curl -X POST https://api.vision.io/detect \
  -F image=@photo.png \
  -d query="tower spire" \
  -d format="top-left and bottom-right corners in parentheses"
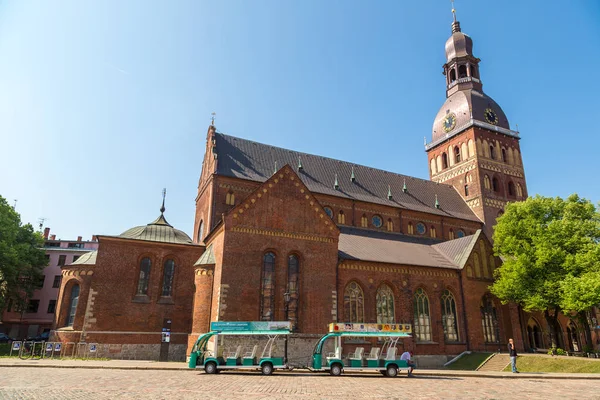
top-left (451, 0), bottom-right (461, 33)
top-left (161, 188), bottom-right (166, 214)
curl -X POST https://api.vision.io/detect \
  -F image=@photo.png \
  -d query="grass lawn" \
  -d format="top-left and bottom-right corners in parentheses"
top-left (445, 352), bottom-right (493, 370)
top-left (503, 356), bottom-right (600, 373)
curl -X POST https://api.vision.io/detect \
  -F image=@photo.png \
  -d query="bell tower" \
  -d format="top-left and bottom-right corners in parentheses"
top-left (425, 10), bottom-right (528, 240)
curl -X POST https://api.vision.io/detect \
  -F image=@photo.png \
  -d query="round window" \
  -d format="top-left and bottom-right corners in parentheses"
top-left (372, 215), bottom-right (383, 228)
top-left (324, 207), bottom-right (333, 219)
top-left (416, 222), bottom-right (426, 235)
top-left (456, 230), bottom-right (465, 238)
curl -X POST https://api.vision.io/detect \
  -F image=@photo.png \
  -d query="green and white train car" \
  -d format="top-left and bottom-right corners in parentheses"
top-left (188, 321), bottom-right (291, 375)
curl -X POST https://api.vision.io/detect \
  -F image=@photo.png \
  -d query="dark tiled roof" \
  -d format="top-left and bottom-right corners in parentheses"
top-left (214, 133), bottom-right (480, 222)
top-left (338, 227), bottom-right (478, 269)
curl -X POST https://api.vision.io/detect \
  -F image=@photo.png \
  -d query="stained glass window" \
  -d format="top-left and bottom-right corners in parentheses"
top-left (441, 290), bottom-right (459, 342)
top-left (414, 288), bottom-right (431, 342)
top-left (260, 252), bottom-right (276, 321)
top-left (344, 282), bottom-right (364, 323)
top-left (376, 285), bottom-right (395, 324)
top-left (137, 257), bottom-right (151, 296)
top-left (161, 259), bottom-right (175, 297)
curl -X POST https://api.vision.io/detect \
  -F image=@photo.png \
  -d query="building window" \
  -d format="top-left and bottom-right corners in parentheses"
top-left (516, 183), bottom-right (523, 198)
top-left (197, 220), bottom-right (204, 243)
top-left (449, 229), bottom-right (455, 240)
top-left (58, 255), bottom-right (67, 266)
top-left (430, 226), bottom-right (437, 238)
top-left (337, 211), bottom-right (345, 225)
top-left (52, 275), bottom-right (62, 288)
top-left (324, 207), bottom-right (333, 219)
top-left (37, 275), bottom-right (45, 288)
top-left (450, 68), bottom-right (456, 82)
top-left (441, 290), bottom-right (459, 342)
top-left (27, 299), bottom-right (40, 313)
top-left (464, 185), bottom-right (469, 196)
top-left (508, 181), bottom-right (515, 197)
top-left (44, 255), bottom-right (50, 265)
top-left (68, 243), bottom-right (84, 249)
top-left (67, 285), bottom-right (80, 327)
top-left (287, 254), bottom-right (299, 330)
top-left (376, 285), bottom-right (395, 324)
top-left (456, 229), bottom-right (465, 238)
top-left (386, 219), bottom-right (393, 232)
top-left (136, 257), bottom-right (152, 296)
top-left (416, 222), bottom-right (426, 235)
top-left (47, 299), bottom-right (57, 314)
top-left (260, 252), bottom-right (276, 321)
top-left (407, 222), bottom-right (414, 235)
top-left (344, 281), bottom-right (364, 323)
top-left (481, 294), bottom-right (498, 343)
top-left (413, 288), bottom-right (431, 342)
top-left (372, 215), bottom-right (383, 228)
top-left (465, 173), bottom-right (473, 183)
top-left (73, 255), bottom-right (80, 263)
top-left (161, 259), bottom-right (175, 297)
top-left (442, 153), bottom-right (448, 169)
top-left (458, 64), bottom-right (467, 78)
top-left (225, 192), bottom-right (235, 206)
top-left (489, 145), bottom-right (495, 160)
top-left (484, 175), bottom-right (491, 190)
top-left (502, 148), bottom-right (507, 163)
top-left (361, 215), bottom-right (368, 228)
top-left (473, 253), bottom-right (482, 278)
top-left (454, 146), bottom-right (461, 163)
top-left (492, 177), bottom-right (499, 193)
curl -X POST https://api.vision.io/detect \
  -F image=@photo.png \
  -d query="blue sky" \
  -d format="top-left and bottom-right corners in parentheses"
top-left (1, 0), bottom-right (599, 240)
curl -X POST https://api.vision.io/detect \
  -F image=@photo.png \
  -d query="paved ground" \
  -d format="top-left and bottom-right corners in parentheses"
top-left (0, 367), bottom-right (598, 400)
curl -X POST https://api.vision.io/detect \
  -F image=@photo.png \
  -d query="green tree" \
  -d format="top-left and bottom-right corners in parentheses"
top-left (491, 194), bottom-right (600, 348)
top-left (0, 195), bottom-right (47, 318)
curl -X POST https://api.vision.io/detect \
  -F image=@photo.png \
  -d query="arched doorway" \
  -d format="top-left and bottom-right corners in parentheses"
top-left (567, 320), bottom-right (580, 352)
top-left (526, 318), bottom-right (544, 350)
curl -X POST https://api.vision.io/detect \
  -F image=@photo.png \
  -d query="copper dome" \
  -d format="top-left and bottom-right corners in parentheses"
top-left (432, 89), bottom-right (510, 143)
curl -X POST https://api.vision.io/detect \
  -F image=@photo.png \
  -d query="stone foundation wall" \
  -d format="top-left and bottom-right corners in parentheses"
top-left (55, 343), bottom-right (187, 362)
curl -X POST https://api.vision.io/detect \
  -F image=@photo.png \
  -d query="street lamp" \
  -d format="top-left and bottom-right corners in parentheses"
top-left (283, 292), bottom-right (291, 365)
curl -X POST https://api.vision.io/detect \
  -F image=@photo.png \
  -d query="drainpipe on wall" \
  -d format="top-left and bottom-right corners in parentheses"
top-left (458, 270), bottom-right (470, 351)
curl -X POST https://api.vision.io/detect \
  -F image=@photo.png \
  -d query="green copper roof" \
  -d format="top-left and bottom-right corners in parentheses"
top-left (68, 251), bottom-right (97, 266)
top-left (194, 244), bottom-right (215, 266)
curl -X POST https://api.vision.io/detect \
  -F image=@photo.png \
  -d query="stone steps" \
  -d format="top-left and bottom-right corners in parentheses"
top-left (477, 353), bottom-right (510, 371)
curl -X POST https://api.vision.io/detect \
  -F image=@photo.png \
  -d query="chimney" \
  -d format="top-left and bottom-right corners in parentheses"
top-left (50, 234), bottom-right (56, 240)
top-left (92, 235), bottom-right (97, 242)
top-left (43, 227), bottom-right (50, 239)
top-left (77, 236), bottom-right (82, 242)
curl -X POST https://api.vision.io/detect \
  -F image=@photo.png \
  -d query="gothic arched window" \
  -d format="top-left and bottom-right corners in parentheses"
top-left (136, 257), bottom-right (151, 296)
top-left (66, 284), bottom-right (80, 327)
top-left (442, 153), bottom-right (449, 169)
top-left (161, 259), bottom-right (175, 297)
top-left (414, 289), bottom-right (431, 342)
top-left (481, 294), bottom-right (499, 343)
top-left (567, 320), bottom-right (579, 352)
top-left (287, 254), bottom-right (299, 330)
top-left (376, 284), bottom-right (395, 324)
top-left (492, 177), bottom-right (500, 193)
top-left (386, 219), bottom-right (393, 232)
top-left (449, 229), bottom-right (455, 240)
top-left (344, 282), bottom-right (364, 323)
top-left (484, 175), bottom-right (491, 190)
top-left (508, 181), bottom-right (515, 197)
top-left (430, 226), bottom-right (437, 238)
top-left (489, 145), bottom-right (496, 160)
top-left (338, 210), bottom-right (345, 225)
top-left (225, 192), bottom-right (235, 206)
top-left (260, 252), bottom-right (276, 321)
top-left (502, 148), bottom-right (508, 163)
top-left (197, 220), bottom-right (204, 243)
top-left (516, 183), bottom-right (523, 197)
top-left (407, 222), bottom-right (414, 235)
top-left (454, 146), bottom-right (461, 163)
top-left (527, 318), bottom-right (544, 349)
top-left (441, 290), bottom-right (459, 342)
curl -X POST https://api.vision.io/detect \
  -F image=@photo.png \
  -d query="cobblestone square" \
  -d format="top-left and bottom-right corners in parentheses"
top-left (0, 367), bottom-right (598, 400)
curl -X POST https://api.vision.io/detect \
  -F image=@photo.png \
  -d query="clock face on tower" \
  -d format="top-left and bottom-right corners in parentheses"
top-left (443, 113), bottom-right (457, 133)
top-left (484, 108), bottom-right (498, 125)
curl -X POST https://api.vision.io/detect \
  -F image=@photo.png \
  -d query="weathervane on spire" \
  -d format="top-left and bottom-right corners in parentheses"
top-left (161, 188), bottom-right (166, 214)
top-left (451, 0), bottom-right (457, 22)
top-left (211, 112), bottom-right (216, 126)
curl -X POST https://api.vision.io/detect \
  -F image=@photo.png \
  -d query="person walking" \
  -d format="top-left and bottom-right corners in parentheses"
top-left (508, 338), bottom-right (519, 373)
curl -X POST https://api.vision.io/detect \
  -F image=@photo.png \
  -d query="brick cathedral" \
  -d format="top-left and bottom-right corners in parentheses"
top-left (52, 15), bottom-right (597, 364)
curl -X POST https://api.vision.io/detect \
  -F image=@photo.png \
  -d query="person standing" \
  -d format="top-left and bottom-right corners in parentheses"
top-left (400, 351), bottom-right (415, 376)
top-left (508, 338), bottom-right (519, 373)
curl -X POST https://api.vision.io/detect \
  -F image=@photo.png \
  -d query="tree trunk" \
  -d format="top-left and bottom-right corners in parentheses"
top-left (578, 310), bottom-right (593, 349)
top-left (544, 308), bottom-right (560, 349)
